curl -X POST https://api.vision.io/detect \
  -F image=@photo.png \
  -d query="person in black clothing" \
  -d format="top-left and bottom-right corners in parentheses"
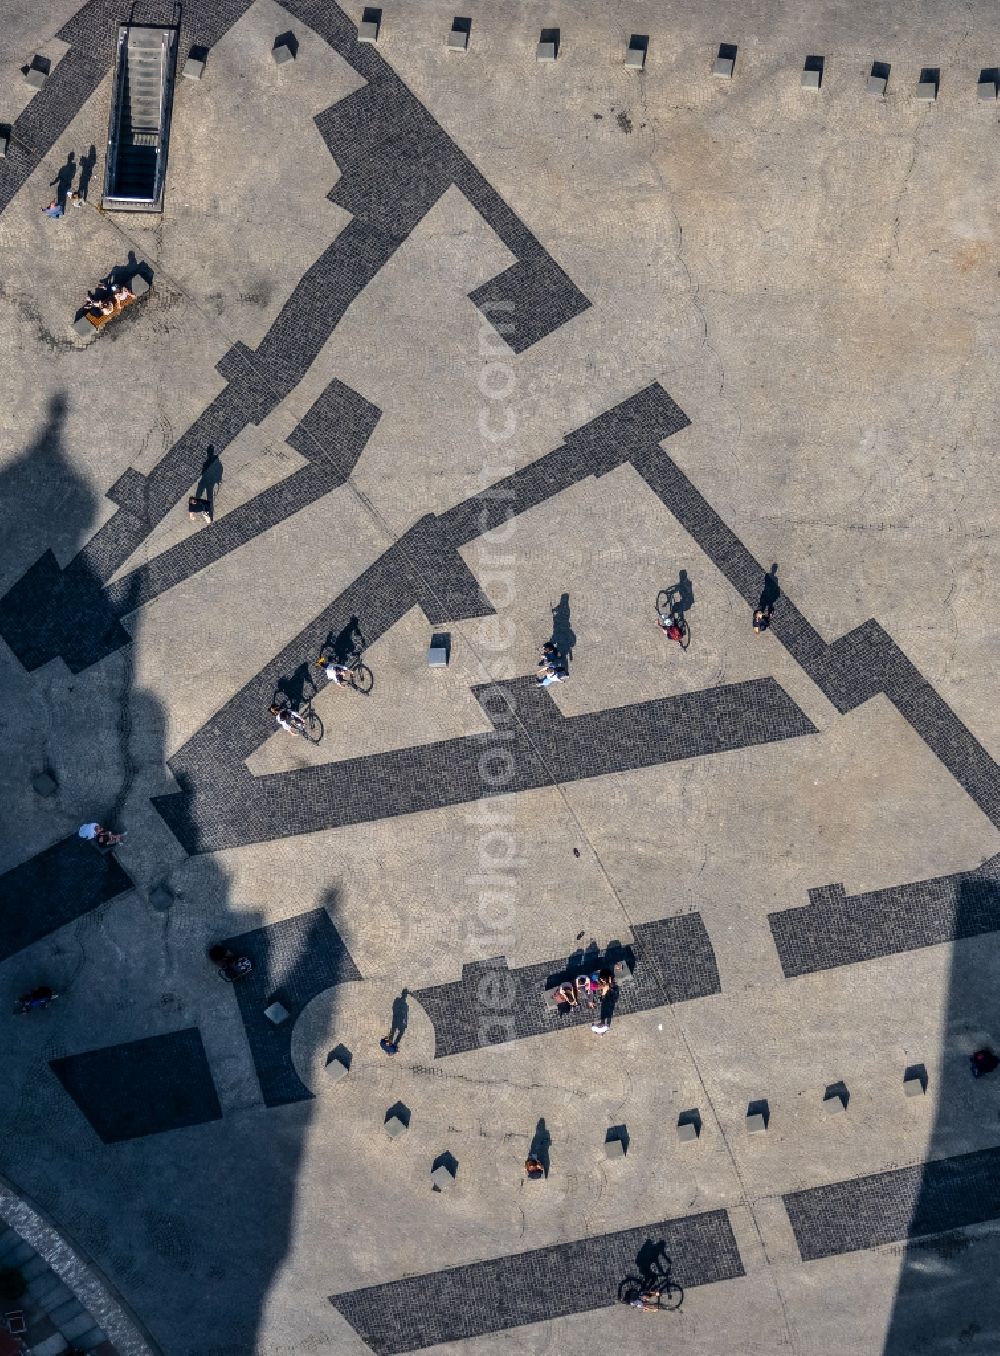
top-left (208, 945), bottom-right (252, 981)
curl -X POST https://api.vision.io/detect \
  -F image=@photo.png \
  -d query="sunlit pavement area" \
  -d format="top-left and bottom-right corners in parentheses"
top-left (1, 1), bottom-right (999, 1353)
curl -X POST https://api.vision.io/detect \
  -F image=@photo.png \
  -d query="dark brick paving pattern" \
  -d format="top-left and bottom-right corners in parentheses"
top-left (770, 851), bottom-right (1000, 977)
top-left (0, 1), bottom-right (588, 676)
top-left (784, 1145), bottom-right (1000, 1261)
top-left (218, 908), bottom-right (361, 1106)
top-left (330, 1208), bottom-right (744, 1354)
top-left (156, 674), bottom-right (814, 853)
top-left (414, 913), bottom-right (720, 1057)
top-left (0, 835), bottom-right (133, 963)
top-left (49, 1029), bottom-right (222, 1143)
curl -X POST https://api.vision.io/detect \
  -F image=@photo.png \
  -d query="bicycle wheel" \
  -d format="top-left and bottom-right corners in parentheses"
top-left (300, 710), bottom-right (324, 744)
top-left (655, 589), bottom-right (673, 623)
top-left (656, 1281), bottom-right (683, 1311)
top-left (350, 663), bottom-right (374, 695)
top-left (678, 617), bottom-right (691, 651)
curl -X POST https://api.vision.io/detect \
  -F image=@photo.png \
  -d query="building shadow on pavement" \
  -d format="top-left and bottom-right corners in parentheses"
top-left (0, 393), bottom-right (335, 1354)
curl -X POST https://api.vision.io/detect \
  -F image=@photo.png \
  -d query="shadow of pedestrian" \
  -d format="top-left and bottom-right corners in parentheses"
top-left (50, 151), bottom-right (76, 206)
top-left (78, 144), bottom-right (97, 202)
top-left (528, 1117), bottom-right (551, 1176)
top-left (550, 592), bottom-right (576, 664)
top-left (759, 563), bottom-right (781, 612)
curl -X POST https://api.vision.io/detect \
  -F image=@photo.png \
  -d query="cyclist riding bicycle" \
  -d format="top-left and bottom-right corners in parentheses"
top-left (269, 702), bottom-right (303, 734)
top-left (316, 656), bottom-right (351, 686)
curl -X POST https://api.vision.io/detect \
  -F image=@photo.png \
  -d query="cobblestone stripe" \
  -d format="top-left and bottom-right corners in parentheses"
top-left (330, 1208), bottom-right (744, 1354)
top-left (631, 447), bottom-right (1000, 829)
top-left (784, 1145), bottom-right (1000, 1261)
top-left (0, 836), bottom-right (133, 964)
top-left (414, 912), bottom-right (720, 1058)
top-left (769, 852), bottom-right (1000, 977)
top-left (155, 676), bottom-right (815, 854)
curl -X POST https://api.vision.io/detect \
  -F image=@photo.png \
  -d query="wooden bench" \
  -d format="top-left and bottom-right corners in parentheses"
top-left (84, 290), bottom-right (139, 331)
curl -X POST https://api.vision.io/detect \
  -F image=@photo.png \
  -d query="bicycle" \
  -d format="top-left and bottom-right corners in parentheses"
top-left (618, 1271), bottom-right (684, 1312)
top-left (655, 589), bottom-right (691, 650)
top-left (270, 695), bottom-right (324, 745)
top-left (313, 652), bottom-right (374, 695)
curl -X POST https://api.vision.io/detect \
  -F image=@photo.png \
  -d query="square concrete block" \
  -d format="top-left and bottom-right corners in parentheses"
top-left (73, 315), bottom-right (95, 337)
top-left (183, 57), bottom-right (205, 80)
top-left (447, 26), bottom-right (469, 52)
top-left (712, 56), bottom-right (734, 79)
top-left (746, 1113), bottom-right (767, 1134)
top-left (264, 1002), bottom-right (289, 1025)
top-left (916, 81), bottom-right (937, 101)
top-left (0, 133), bottom-right (8, 159)
top-left (385, 1114), bottom-right (407, 1137)
top-left (977, 79), bottom-right (997, 100)
top-left (358, 20), bottom-right (379, 44)
top-left (904, 1072), bottom-right (927, 1096)
top-left (536, 41), bottom-right (556, 62)
top-left (801, 68), bottom-right (821, 89)
top-left (625, 45), bottom-right (645, 71)
top-left (604, 1136), bottom-right (626, 1159)
top-left (32, 771), bottom-right (57, 796)
top-left (25, 66), bottom-right (47, 89)
top-left (428, 641), bottom-right (448, 667)
top-left (326, 1056), bottom-right (349, 1083)
top-left (430, 1164), bottom-right (454, 1188)
top-left (823, 1092), bottom-right (847, 1114)
top-left (867, 74), bottom-right (887, 96)
top-left (677, 1121), bottom-right (699, 1142)
top-left (130, 273), bottom-right (150, 296)
top-left (272, 40), bottom-right (295, 63)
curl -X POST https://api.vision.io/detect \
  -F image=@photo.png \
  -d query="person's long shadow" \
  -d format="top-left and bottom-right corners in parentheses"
top-left (636, 1238), bottom-right (670, 1283)
top-left (275, 661), bottom-right (313, 707)
top-left (549, 593), bottom-right (576, 666)
top-left (78, 144), bottom-right (97, 202)
top-left (387, 988), bottom-right (409, 1044)
top-left (759, 563), bottom-right (781, 612)
top-left (666, 568), bottom-right (695, 618)
top-left (194, 448), bottom-right (223, 517)
top-left (50, 151), bottom-right (76, 205)
top-left (321, 615), bottom-right (366, 665)
top-left (528, 1117), bottom-right (551, 1177)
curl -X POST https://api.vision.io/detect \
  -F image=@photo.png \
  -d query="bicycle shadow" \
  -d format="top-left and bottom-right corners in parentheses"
top-left (321, 616), bottom-right (366, 666)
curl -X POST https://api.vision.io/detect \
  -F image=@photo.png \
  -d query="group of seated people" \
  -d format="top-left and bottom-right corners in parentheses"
top-left (554, 968), bottom-right (615, 1009)
top-left (83, 277), bottom-right (135, 318)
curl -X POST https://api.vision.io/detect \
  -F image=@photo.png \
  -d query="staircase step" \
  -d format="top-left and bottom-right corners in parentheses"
top-left (26, 1275), bottom-right (72, 1307)
top-left (55, 1311), bottom-right (98, 1343)
top-left (48, 1298), bottom-right (84, 1326)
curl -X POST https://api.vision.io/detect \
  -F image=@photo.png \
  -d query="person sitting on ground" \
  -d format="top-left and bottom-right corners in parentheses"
top-left (524, 1155), bottom-right (544, 1180)
top-left (269, 702), bottom-right (299, 733)
top-left (752, 606), bottom-right (773, 634)
top-left (555, 981), bottom-right (578, 1008)
top-left (971, 1048), bottom-right (999, 1078)
top-left (537, 663), bottom-right (568, 687)
top-left (111, 281), bottom-right (134, 306)
top-left (208, 945), bottom-right (252, 981)
top-left (18, 986), bottom-right (54, 1010)
top-left (593, 969), bottom-right (614, 998)
top-left (576, 974), bottom-right (596, 1008)
top-left (538, 641), bottom-right (560, 668)
top-left (78, 822), bottom-right (125, 848)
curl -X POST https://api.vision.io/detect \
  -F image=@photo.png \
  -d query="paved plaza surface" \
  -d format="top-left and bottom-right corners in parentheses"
top-left (0, 0), bottom-right (998, 1353)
